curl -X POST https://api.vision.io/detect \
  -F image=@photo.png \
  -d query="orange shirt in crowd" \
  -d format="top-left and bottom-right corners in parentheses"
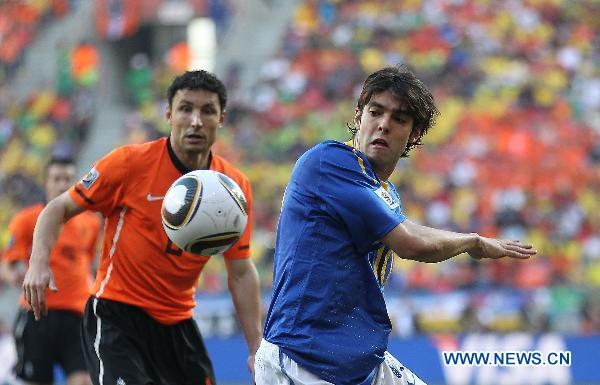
top-left (69, 137), bottom-right (253, 324)
top-left (3, 204), bottom-right (101, 314)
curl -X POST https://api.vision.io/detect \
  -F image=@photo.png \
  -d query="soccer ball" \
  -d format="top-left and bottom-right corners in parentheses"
top-left (161, 170), bottom-right (248, 255)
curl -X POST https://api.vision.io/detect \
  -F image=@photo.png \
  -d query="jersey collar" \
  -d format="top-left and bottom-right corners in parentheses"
top-left (344, 139), bottom-right (390, 189)
top-left (166, 136), bottom-right (213, 174)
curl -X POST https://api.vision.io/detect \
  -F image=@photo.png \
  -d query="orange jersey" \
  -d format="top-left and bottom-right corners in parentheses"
top-left (3, 204), bottom-right (101, 314)
top-left (69, 137), bottom-right (254, 324)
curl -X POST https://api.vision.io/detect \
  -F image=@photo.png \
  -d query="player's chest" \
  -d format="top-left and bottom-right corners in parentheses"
top-left (123, 165), bottom-right (185, 225)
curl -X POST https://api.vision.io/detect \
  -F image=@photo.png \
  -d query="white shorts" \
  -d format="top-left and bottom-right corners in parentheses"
top-left (255, 339), bottom-right (427, 385)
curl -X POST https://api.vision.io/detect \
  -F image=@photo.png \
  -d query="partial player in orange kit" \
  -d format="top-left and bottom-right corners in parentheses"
top-left (1, 156), bottom-right (100, 385)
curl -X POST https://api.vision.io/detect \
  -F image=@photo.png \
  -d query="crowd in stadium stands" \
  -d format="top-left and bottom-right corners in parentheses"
top-left (0, 0), bottom-right (70, 81)
top-left (0, 38), bottom-right (99, 280)
top-left (2, 0), bottom-right (600, 337)
top-left (120, 0), bottom-right (600, 336)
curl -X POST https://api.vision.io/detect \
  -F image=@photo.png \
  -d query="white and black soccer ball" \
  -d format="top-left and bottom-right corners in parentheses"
top-left (161, 170), bottom-right (248, 256)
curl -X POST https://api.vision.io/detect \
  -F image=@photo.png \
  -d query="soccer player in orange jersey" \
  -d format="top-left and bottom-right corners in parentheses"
top-left (22, 70), bottom-right (262, 385)
top-left (1, 157), bottom-right (101, 385)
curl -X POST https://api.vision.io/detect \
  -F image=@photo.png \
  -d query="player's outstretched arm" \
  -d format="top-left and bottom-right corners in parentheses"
top-left (23, 191), bottom-right (85, 320)
top-left (225, 258), bottom-right (262, 381)
top-left (383, 219), bottom-right (536, 263)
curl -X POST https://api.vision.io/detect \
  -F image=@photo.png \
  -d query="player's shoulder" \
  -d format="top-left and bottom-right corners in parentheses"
top-left (304, 140), bottom-right (354, 159)
top-left (300, 140), bottom-right (361, 168)
top-left (312, 139), bottom-right (352, 153)
top-left (117, 137), bottom-right (166, 159)
top-left (211, 153), bottom-right (249, 184)
top-left (104, 137), bottom-right (167, 170)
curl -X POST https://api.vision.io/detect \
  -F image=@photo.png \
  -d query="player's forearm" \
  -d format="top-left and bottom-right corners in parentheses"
top-left (30, 199), bottom-right (67, 266)
top-left (409, 228), bottom-right (479, 263)
top-left (228, 264), bottom-right (262, 353)
top-left (386, 221), bottom-right (480, 263)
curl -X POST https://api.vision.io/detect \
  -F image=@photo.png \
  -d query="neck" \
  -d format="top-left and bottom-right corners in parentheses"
top-left (169, 137), bottom-right (210, 170)
top-left (179, 151), bottom-right (210, 170)
top-left (350, 137), bottom-right (394, 181)
top-left (374, 166), bottom-right (393, 182)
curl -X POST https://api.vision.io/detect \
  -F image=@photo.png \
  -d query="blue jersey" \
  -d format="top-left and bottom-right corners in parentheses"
top-left (264, 141), bottom-right (406, 385)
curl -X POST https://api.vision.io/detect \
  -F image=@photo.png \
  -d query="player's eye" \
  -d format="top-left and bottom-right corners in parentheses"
top-left (394, 114), bottom-right (411, 124)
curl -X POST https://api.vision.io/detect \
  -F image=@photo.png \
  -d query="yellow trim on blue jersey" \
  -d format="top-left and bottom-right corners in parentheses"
top-left (381, 249), bottom-right (394, 286)
top-left (373, 247), bottom-right (385, 283)
top-left (344, 140), bottom-right (392, 188)
top-left (345, 139), bottom-right (396, 288)
top-left (355, 152), bottom-right (368, 175)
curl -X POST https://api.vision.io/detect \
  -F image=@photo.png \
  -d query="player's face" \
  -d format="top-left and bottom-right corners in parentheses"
top-left (354, 90), bottom-right (416, 179)
top-left (167, 88), bottom-right (225, 157)
top-left (45, 164), bottom-right (76, 201)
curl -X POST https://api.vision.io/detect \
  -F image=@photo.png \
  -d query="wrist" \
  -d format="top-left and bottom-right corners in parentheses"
top-left (28, 251), bottom-right (50, 267)
top-left (469, 233), bottom-right (483, 259)
top-left (471, 232), bottom-right (481, 247)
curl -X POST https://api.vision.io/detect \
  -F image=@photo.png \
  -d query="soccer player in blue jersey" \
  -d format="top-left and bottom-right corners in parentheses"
top-left (255, 66), bottom-right (537, 385)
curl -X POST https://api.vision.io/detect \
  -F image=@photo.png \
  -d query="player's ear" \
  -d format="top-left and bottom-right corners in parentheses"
top-left (219, 110), bottom-right (226, 127)
top-left (409, 126), bottom-right (421, 142)
top-left (353, 107), bottom-right (362, 129)
top-left (165, 106), bottom-right (172, 122)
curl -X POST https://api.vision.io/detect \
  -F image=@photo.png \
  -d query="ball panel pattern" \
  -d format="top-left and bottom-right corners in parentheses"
top-left (161, 176), bottom-right (201, 229)
top-left (217, 173), bottom-right (248, 215)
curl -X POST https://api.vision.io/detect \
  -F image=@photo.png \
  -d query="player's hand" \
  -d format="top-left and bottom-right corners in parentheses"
top-left (468, 236), bottom-right (536, 260)
top-left (247, 353), bottom-right (256, 383)
top-left (22, 262), bottom-right (58, 321)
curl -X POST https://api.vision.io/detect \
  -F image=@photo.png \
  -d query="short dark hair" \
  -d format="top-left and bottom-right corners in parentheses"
top-left (45, 156), bottom-right (75, 176)
top-left (349, 65), bottom-right (440, 157)
top-left (166, 70), bottom-right (228, 112)
top-left (46, 156), bottom-right (75, 169)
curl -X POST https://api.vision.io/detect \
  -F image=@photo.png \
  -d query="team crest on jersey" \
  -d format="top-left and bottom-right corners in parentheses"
top-left (374, 186), bottom-right (399, 209)
top-left (81, 167), bottom-right (100, 190)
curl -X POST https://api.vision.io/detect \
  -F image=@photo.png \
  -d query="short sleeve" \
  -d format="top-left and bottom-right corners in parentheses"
top-left (318, 143), bottom-right (405, 252)
top-left (69, 147), bottom-right (129, 217)
top-left (3, 212), bottom-right (35, 263)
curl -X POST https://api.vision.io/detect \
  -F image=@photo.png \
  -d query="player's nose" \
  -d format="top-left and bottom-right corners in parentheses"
top-left (378, 115), bottom-right (391, 133)
top-left (190, 112), bottom-right (202, 127)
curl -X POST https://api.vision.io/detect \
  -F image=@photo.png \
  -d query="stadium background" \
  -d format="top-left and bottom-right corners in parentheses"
top-left (0, 0), bottom-right (599, 384)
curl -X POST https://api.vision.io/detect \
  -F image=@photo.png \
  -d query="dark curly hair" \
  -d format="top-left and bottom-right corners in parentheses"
top-left (348, 65), bottom-right (439, 157)
top-left (167, 70), bottom-right (228, 112)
